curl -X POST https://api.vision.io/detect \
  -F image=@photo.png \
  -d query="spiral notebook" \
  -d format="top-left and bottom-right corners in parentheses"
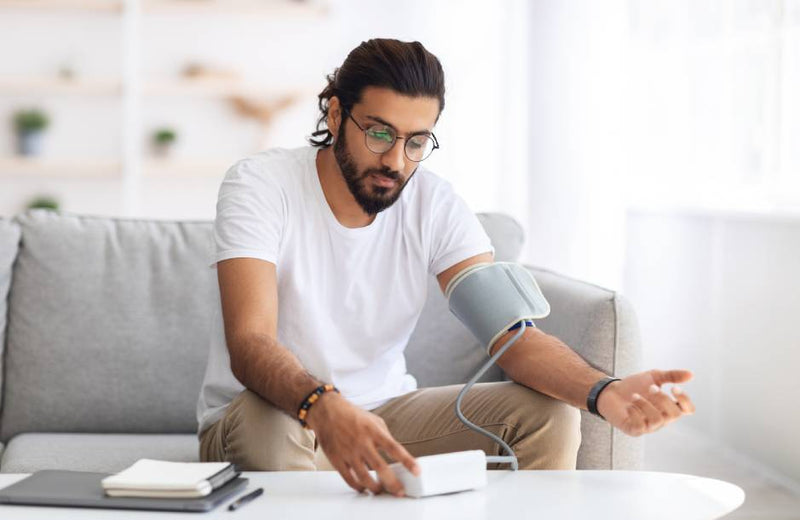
top-left (101, 459), bottom-right (239, 498)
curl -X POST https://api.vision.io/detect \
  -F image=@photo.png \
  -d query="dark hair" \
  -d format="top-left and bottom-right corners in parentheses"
top-left (308, 38), bottom-right (446, 147)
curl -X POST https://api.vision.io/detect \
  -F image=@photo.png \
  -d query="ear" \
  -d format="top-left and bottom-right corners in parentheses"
top-left (327, 96), bottom-right (342, 138)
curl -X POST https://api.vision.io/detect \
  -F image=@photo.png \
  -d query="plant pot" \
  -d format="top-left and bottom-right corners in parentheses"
top-left (16, 129), bottom-right (44, 156)
top-left (152, 142), bottom-right (174, 158)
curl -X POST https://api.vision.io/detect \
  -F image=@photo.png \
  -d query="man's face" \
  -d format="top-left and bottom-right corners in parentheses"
top-left (332, 87), bottom-right (440, 215)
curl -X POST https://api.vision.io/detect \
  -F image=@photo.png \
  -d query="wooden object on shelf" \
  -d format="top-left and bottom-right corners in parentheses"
top-left (229, 93), bottom-right (300, 149)
top-left (182, 63), bottom-right (241, 81)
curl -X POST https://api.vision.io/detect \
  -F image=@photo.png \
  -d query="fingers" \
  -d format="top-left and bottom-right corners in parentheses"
top-left (349, 457), bottom-right (382, 495)
top-left (340, 440), bottom-right (409, 497)
top-left (651, 369), bottom-right (693, 386)
top-left (646, 384), bottom-right (683, 421)
top-left (363, 444), bottom-right (406, 497)
top-left (331, 457), bottom-right (366, 494)
top-left (627, 385), bottom-right (688, 435)
top-left (630, 393), bottom-right (663, 432)
top-left (378, 434), bottom-right (420, 477)
top-left (671, 385), bottom-right (696, 414)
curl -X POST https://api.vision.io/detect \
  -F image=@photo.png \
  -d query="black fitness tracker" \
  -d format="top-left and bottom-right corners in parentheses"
top-left (587, 376), bottom-right (621, 420)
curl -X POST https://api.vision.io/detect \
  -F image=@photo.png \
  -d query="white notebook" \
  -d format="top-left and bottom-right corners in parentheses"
top-left (101, 459), bottom-right (235, 498)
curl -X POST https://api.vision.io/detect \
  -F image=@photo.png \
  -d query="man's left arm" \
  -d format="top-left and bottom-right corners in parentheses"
top-left (437, 254), bottom-right (696, 438)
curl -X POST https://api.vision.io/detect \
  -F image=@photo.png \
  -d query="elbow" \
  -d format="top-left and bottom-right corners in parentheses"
top-left (225, 330), bottom-right (274, 385)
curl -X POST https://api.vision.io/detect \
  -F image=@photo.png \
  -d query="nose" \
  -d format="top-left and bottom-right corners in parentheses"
top-left (381, 139), bottom-right (406, 173)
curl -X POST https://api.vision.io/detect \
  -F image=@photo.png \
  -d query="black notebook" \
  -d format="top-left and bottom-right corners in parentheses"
top-left (0, 470), bottom-right (249, 512)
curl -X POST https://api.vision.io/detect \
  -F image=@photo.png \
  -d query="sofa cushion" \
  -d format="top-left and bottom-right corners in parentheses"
top-left (0, 218), bottom-right (21, 420)
top-left (1, 210), bottom-right (216, 442)
top-left (0, 433), bottom-right (198, 473)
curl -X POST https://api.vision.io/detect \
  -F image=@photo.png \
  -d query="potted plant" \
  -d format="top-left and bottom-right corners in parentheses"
top-left (13, 108), bottom-right (50, 156)
top-left (151, 127), bottom-right (177, 158)
top-left (27, 195), bottom-right (60, 212)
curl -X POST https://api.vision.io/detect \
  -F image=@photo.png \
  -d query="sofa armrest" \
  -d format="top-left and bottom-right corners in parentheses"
top-left (526, 265), bottom-right (644, 470)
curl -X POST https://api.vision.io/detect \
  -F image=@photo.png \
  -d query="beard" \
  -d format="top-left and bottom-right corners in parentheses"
top-left (332, 125), bottom-right (416, 216)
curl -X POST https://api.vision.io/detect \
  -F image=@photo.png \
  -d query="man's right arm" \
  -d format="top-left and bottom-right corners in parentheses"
top-left (216, 257), bottom-right (419, 495)
top-left (217, 257), bottom-right (322, 414)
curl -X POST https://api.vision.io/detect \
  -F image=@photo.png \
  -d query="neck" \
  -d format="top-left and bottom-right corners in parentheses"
top-left (315, 146), bottom-right (376, 228)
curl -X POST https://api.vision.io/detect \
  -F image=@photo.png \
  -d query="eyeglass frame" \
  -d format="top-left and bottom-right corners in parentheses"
top-left (341, 108), bottom-right (440, 163)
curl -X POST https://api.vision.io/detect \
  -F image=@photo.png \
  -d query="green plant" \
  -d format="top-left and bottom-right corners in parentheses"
top-left (27, 195), bottom-right (60, 211)
top-left (13, 109), bottom-right (50, 133)
top-left (153, 128), bottom-right (177, 145)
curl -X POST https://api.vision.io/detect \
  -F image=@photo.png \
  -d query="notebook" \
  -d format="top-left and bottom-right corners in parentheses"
top-left (101, 459), bottom-right (239, 498)
top-left (0, 470), bottom-right (248, 512)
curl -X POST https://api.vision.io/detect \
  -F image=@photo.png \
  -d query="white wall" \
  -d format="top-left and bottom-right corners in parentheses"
top-left (625, 208), bottom-right (800, 487)
top-left (525, 0), bottom-right (629, 291)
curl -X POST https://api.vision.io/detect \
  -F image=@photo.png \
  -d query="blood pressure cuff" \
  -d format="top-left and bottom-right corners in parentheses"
top-left (445, 262), bottom-right (551, 355)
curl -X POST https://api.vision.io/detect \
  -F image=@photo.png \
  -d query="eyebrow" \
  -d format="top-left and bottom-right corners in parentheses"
top-left (365, 114), bottom-right (432, 137)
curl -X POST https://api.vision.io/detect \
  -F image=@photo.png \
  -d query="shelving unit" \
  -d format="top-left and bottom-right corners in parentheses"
top-left (0, 0), bottom-right (326, 215)
top-left (0, 157), bottom-right (120, 177)
top-left (0, 0), bottom-right (123, 12)
top-left (141, 157), bottom-right (234, 178)
top-left (0, 77), bottom-right (122, 96)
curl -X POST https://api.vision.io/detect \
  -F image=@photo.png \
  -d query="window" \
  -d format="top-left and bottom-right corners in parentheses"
top-left (627, 0), bottom-right (800, 208)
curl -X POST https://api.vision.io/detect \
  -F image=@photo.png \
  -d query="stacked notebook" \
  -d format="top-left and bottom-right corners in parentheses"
top-left (101, 459), bottom-right (240, 498)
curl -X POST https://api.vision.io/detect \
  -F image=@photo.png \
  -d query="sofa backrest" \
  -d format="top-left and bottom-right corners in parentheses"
top-left (0, 211), bottom-right (216, 441)
top-left (0, 210), bottom-right (526, 440)
top-left (0, 218), bottom-right (21, 424)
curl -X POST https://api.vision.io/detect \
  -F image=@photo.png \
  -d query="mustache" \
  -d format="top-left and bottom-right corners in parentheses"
top-left (364, 168), bottom-right (401, 181)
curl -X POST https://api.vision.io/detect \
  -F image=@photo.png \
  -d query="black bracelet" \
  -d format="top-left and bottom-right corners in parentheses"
top-left (587, 377), bottom-right (620, 420)
top-left (297, 384), bottom-right (339, 429)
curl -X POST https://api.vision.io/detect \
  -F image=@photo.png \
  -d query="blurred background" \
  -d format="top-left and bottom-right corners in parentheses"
top-left (1, 0), bottom-right (799, 516)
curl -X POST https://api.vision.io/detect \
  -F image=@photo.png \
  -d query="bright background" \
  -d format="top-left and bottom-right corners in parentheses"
top-left (2, 0), bottom-right (800, 500)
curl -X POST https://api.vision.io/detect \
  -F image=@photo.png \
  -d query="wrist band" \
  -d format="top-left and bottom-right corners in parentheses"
top-left (587, 377), bottom-right (620, 420)
top-left (297, 384), bottom-right (340, 429)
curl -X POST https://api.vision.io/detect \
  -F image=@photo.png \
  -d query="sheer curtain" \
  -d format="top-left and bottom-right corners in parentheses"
top-left (522, 0), bottom-right (800, 291)
top-left (627, 0), bottom-right (800, 210)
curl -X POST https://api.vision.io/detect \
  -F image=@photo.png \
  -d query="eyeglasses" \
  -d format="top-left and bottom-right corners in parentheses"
top-left (344, 110), bottom-right (439, 162)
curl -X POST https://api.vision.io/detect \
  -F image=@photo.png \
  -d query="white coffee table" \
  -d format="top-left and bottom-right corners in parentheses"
top-left (0, 470), bottom-right (744, 519)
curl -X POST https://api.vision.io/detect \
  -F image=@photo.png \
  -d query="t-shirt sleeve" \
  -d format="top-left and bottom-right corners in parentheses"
top-left (209, 158), bottom-right (285, 268)
top-left (428, 183), bottom-right (495, 276)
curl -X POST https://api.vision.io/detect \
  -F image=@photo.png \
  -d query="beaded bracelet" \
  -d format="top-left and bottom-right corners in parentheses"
top-left (297, 384), bottom-right (340, 429)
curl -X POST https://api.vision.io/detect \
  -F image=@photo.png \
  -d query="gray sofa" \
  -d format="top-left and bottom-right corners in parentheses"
top-left (0, 209), bottom-right (643, 473)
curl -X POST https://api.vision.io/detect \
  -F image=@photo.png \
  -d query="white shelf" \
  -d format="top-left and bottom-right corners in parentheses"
top-left (0, 77), bottom-right (121, 96)
top-left (0, 157), bottom-right (120, 178)
top-left (0, 157), bottom-right (236, 179)
top-left (143, 78), bottom-right (307, 98)
top-left (141, 0), bottom-right (326, 17)
top-left (142, 157), bottom-right (232, 178)
top-left (0, 75), bottom-right (310, 98)
top-left (0, 0), bottom-right (123, 12)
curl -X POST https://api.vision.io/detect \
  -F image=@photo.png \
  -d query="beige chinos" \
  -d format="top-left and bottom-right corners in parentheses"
top-left (199, 381), bottom-right (582, 471)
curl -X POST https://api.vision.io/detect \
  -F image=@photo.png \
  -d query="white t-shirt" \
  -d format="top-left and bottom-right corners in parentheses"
top-left (196, 146), bottom-right (493, 435)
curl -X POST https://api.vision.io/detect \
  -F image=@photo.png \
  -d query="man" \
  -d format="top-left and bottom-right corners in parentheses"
top-left (197, 38), bottom-right (696, 497)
